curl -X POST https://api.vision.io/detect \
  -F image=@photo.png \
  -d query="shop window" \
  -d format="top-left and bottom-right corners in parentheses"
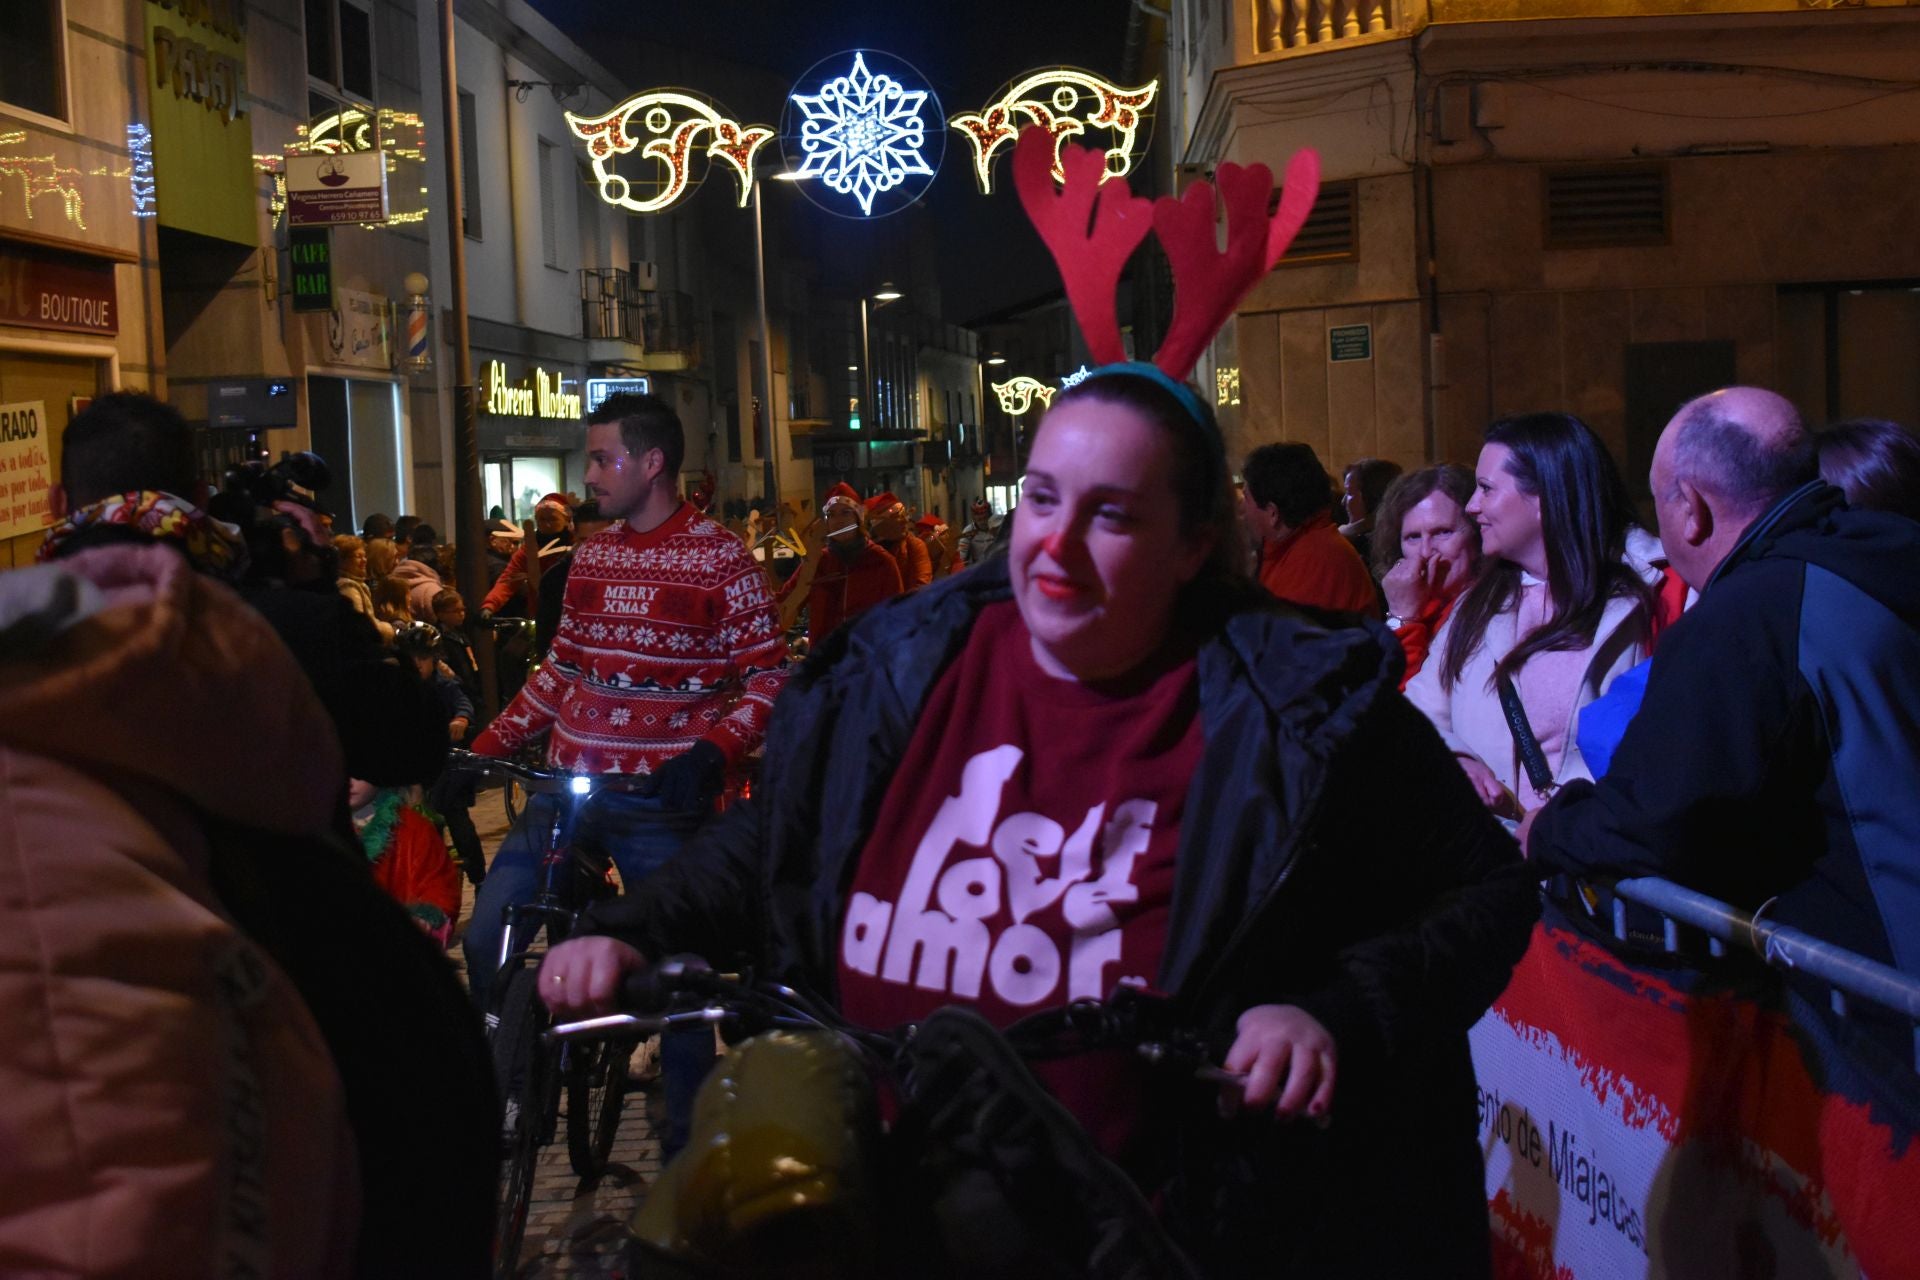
top-left (0, 0), bottom-right (68, 125)
top-left (307, 0), bottom-right (375, 103)
top-left (308, 374), bottom-right (404, 532)
top-left (1, 348), bottom-right (105, 568)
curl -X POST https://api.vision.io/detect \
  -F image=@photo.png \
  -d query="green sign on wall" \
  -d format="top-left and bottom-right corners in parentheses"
top-left (290, 228), bottom-right (333, 313)
top-left (1328, 323), bottom-right (1373, 363)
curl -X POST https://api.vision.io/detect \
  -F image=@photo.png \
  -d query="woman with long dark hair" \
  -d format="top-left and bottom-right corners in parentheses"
top-left (1406, 413), bottom-right (1667, 817)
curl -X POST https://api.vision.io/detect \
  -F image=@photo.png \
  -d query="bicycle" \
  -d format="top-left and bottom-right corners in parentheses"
top-left (549, 962), bottom-right (1233, 1279)
top-left (445, 750), bottom-right (699, 1280)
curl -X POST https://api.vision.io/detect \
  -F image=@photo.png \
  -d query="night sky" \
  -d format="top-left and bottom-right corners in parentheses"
top-left (527, 0), bottom-right (1137, 321)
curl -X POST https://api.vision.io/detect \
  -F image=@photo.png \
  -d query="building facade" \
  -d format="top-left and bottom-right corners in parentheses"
top-left (0, 0), bottom-right (168, 568)
top-left (1169, 0), bottom-right (1920, 482)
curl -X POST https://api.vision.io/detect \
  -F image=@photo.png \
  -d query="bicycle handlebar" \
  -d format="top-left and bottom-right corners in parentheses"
top-left (549, 960), bottom-right (1247, 1089)
top-left (445, 748), bottom-right (679, 801)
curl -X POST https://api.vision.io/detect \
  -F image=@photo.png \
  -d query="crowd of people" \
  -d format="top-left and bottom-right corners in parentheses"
top-left (4, 363), bottom-right (1918, 1274)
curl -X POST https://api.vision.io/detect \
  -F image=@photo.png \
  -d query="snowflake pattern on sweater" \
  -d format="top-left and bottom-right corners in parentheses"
top-left (471, 503), bottom-right (787, 774)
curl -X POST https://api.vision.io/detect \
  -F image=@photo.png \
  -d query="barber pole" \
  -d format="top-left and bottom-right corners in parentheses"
top-left (405, 297), bottom-right (431, 372)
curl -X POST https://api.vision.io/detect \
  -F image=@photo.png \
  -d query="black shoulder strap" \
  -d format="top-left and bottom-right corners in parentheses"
top-left (1496, 672), bottom-right (1557, 796)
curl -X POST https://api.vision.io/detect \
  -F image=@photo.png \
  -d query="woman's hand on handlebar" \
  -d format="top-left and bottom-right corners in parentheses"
top-left (539, 936), bottom-right (649, 1017)
top-left (1223, 1004), bottom-right (1336, 1121)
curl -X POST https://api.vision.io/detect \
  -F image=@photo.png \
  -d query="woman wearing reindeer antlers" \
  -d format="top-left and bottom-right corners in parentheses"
top-left (539, 127), bottom-right (1536, 1277)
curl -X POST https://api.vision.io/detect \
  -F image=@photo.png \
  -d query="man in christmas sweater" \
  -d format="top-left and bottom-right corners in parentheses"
top-left (466, 391), bottom-right (788, 1149)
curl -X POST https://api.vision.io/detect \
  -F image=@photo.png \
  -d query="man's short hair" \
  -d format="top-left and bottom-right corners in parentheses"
top-left (408, 523), bottom-right (439, 557)
top-left (1243, 442), bottom-right (1336, 527)
top-left (1672, 401), bottom-right (1816, 513)
top-left (60, 391), bottom-right (197, 507)
top-left (588, 392), bottom-right (684, 478)
top-left (362, 513), bottom-right (395, 540)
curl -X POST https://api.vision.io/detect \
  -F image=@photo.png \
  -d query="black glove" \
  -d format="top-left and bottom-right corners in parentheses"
top-left (643, 739), bottom-right (726, 813)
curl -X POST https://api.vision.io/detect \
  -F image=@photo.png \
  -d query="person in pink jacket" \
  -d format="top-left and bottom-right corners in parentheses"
top-left (0, 544), bottom-right (360, 1277)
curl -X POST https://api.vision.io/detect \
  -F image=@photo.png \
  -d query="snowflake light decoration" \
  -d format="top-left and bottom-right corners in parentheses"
top-left (789, 52), bottom-right (936, 217)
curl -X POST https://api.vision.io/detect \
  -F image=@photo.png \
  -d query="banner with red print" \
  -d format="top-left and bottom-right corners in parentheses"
top-left (1470, 912), bottom-right (1920, 1280)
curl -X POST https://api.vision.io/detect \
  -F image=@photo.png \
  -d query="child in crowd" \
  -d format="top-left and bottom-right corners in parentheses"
top-left (398, 622), bottom-right (488, 887)
top-left (349, 777), bottom-right (462, 947)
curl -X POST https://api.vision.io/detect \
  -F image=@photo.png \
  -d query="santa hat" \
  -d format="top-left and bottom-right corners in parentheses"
top-left (915, 514), bottom-right (945, 534)
top-left (863, 491), bottom-right (902, 513)
top-left (486, 518), bottom-right (524, 540)
top-left (824, 482), bottom-right (860, 505)
top-left (535, 492), bottom-right (571, 513)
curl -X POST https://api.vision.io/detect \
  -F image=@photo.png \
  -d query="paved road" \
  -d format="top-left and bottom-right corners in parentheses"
top-left (453, 788), bottom-right (660, 1278)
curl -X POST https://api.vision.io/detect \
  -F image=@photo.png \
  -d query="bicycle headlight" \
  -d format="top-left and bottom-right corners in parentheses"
top-left (570, 775), bottom-right (593, 796)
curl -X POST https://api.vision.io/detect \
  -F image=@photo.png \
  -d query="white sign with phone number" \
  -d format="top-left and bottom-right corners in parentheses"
top-left (0, 400), bottom-right (53, 541)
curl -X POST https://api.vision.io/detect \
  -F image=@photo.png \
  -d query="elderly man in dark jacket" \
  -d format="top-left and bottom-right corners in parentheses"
top-left (1529, 387), bottom-right (1920, 1058)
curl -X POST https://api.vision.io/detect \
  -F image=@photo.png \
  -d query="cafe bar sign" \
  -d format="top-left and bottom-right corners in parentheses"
top-left (0, 243), bottom-right (117, 336)
top-left (485, 361), bottom-right (582, 420)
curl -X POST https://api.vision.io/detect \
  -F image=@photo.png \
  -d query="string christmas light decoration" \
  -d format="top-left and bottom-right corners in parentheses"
top-left (1012, 124), bottom-right (1320, 384)
top-left (568, 91), bottom-right (774, 214)
top-left (786, 51), bottom-right (938, 217)
top-left (991, 376), bottom-right (1057, 415)
top-left (951, 68), bottom-right (1157, 194)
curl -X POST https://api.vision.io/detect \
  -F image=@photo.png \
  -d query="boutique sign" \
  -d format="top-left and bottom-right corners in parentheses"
top-left (484, 361), bottom-right (582, 421)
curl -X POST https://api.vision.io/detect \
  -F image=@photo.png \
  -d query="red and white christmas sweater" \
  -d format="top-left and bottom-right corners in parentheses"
top-left (471, 502), bottom-right (788, 774)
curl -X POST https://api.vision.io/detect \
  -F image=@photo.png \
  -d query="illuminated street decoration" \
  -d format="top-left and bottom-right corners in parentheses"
top-left (127, 125), bottom-right (156, 218)
top-left (1060, 364), bottom-right (1092, 389)
top-left (951, 69), bottom-right (1156, 193)
top-left (1215, 366), bottom-right (1241, 407)
top-left (991, 376), bottom-right (1056, 416)
top-left (786, 51), bottom-right (938, 217)
top-left (568, 91), bottom-right (772, 214)
top-left (0, 138), bottom-right (90, 230)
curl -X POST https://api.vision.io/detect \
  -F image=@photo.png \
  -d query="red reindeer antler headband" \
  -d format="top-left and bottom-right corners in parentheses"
top-left (1012, 125), bottom-right (1321, 382)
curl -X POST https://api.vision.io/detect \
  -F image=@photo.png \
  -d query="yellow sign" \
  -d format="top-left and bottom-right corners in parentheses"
top-left (485, 361), bottom-right (582, 421)
top-left (145, 0), bottom-right (255, 246)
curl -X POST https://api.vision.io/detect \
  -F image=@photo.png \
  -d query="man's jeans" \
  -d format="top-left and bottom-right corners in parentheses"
top-left (464, 790), bottom-right (714, 1156)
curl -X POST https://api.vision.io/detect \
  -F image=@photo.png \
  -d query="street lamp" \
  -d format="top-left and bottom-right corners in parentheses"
top-left (986, 351), bottom-right (1006, 366)
top-left (751, 177), bottom-right (791, 516)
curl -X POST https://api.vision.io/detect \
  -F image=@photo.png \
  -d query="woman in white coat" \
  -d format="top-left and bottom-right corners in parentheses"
top-left (1406, 413), bottom-right (1670, 819)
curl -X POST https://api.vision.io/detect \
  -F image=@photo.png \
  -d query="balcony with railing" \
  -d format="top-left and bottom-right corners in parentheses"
top-left (580, 268), bottom-right (699, 371)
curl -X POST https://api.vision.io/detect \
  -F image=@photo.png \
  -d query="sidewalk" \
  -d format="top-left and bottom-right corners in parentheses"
top-left (456, 787), bottom-right (661, 1278)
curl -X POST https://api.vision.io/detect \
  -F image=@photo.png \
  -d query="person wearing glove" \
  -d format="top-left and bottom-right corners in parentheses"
top-left (466, 391), bottom-right (788, 1155)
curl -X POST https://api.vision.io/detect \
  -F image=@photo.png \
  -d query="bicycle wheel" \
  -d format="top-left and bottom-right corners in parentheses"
top-left (492, 966), bottom-right (553, 1279)
top-left (566, 1034), bottom-right (632, 1178)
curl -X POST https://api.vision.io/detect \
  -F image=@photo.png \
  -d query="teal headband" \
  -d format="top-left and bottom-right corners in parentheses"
top-left (1076, 361), bottom-right (1211, 429)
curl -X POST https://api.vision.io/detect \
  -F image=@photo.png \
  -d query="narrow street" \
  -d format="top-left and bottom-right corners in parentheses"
top-left (457, 790), bottom-right (660, 1278)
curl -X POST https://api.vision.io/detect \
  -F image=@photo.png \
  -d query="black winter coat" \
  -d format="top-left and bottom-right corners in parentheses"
top-left (587, 560), bottom-right (1536, 1276)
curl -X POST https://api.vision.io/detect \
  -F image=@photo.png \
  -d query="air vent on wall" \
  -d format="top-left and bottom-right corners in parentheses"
top-left (1543, 163), bottom-right (1669, 249)
top-left (1271, 180), bottom-right (1357, 266)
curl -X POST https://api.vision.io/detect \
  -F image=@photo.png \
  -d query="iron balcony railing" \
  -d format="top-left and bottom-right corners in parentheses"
top-left (580, 269), bottom-right (698, 362)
